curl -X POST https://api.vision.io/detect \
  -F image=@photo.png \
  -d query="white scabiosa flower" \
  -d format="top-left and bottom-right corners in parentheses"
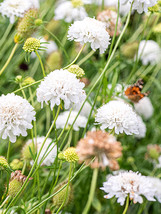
top-left (129, 0), bottom-right (157, 14)
top-left (156, 156), bottom-right (161, 169)
top-left (36, 69), bottom-right (86, 110)
top-left (67, 17), bottom-right (110, 54)
top-left (0, 93), bottom-right (35, 143)
top-left (135, 115), bottom-right (146, 139)
top-left (148, 177), bottom-right (161, 203)
top-left (0, 0), bottom-right (37, 24)
top-left (101, 171), bottom-right (156, 206)
top-left (29, 137), bottom-right (57, 166)
top-left (95, 100), bottom-right (139, 135)
top-left (56, 111), bottom-right (87, 131)
top-left (134, 97), bottom-right (154, 120)
top-left (54, 1), bottom-right (87, 23)
top-left (137, 40), bottom-right (161, 65)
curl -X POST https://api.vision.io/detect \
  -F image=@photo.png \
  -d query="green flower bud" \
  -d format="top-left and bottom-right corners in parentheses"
top-left (46, 51), bottom-right (62, 72)
top-left (8, 179), bottom-right (22, 198)
top-left (53, 181), bottom-right (73, 208)
top-left (34, 19), bottom-right (43, 26)
top-left (63, 147), bottom-right (79, 163)
top-left (71, 0), bottom-right (83, 7)
top-left (67, 64), bottom-right (85, 78)
top-left (21, 142), bottom-right (35, 162)
top-left (22, 77), bottom-right (35, 86)
top-left (17, 9), bottom-right (38, 40)
top-left (148, 4), bottom-right (159, 12)
top-left (10, 159), bottom-right (23, 170)
top-left (121, 42), bottom-right (139, 58)
top-left (0, 156), bottom-right (11, 172)
top-left (15, 75), bottom-right (23, 84)
top-left (127, 157), bottom-right (135, 164)
top-left (149, 148), bottom-right (160, 160)
top-left (23, 38), bottom-right (40, 53)
top-left (58, 152), bottom-right (65, 161)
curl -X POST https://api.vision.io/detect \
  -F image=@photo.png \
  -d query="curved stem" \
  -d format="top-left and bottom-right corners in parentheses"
top-left (43, 26), bottom-right (69, 61)
top-left (0, 43), bottom-right (18, 76)
top-left (35, 50), bottom-right (46, 77)
top-left (0, 196), bottom-right (10, 208)
top-left (123, 194), bottom-right (129, 214)
top-left (82, 168), bottom-right (98, 214)
top-left (63, 44), bottom-right (85, 69)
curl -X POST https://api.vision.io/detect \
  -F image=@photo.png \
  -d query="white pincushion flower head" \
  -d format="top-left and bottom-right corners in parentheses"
top-left (95, 100), bottom-right (139, 135)
top-left (36, 69), bottom-right (86, 110)
top-left (56, 111), bottom-right (87, 131)
top-left (134, 97), bottom-right (154, 120)
top-left (0, 93), bottom-right (36, 143)
top-left (54, 1), bottom-right (87, 23)
top-left (67, 17), bottom-right (110, 54)
top-left (135, 115), bottom-right (146, 139)
top-left (28, 137), bottom-right (57, 166)
top-left (101, 170), bottom-right (156, 206)
top-left (137, 40), bottom-right (161, 65)
top-left (128, 0), bottom-right (157, 14)
top-left (0, 0), bottom-right (37, 24)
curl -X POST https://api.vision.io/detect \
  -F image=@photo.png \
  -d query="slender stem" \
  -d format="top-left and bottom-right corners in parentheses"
top-left (13, 79), bottom-right (43, 94)
top-left (123, 195), bottom-right (129, 214)
top-left (56, 163), bottom-right (73, 214)
top-left (82, 168), bottom-right (99, 214)
top-left (19, 83), bottom-right (27, 99)
top-left (35, 51), bottom-right (46, 77)
top-left (4, 106), bottom-right (61, 213)
top-left (0, 196), bottom-right (10, 209)
top-left (0, 43), bottom-right (18, 76)
top-left (22, 161), bottom-right (27, 174)
top-left (63, 44), bottom-right (85, 69)
top-left (0, 23), bottom-right (12, 48)
top-left (78, 50), bottom-right (95, 66)
top-left (7, 141), bottom-right (11, 163)
top-left (43, 26), bottom-right (69, 61)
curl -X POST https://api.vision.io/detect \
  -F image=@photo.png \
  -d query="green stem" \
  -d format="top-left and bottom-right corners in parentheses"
top-left (43, 26), bottom-right (69, 61)
top-left (35, 50), bottom-right (46, 77)
top-left (123, 195), bottom-right (129, 214)
top-left (7, 141), bottom-right (11, 163)
top-left (82, 168), bottom-right (99, 214)
top-left (22, 161), bottom-right (27, 174)
top-left (0, 196), bottom-right (10, 209)
top-left (78, 50), bottom-right (95, 66)
top-left (0, 23), bottom-right (12, 48)
top-left (0, 43), bottom-right (18, 76)
top-left (137, 200), bottom-right (148, 214)
top-left (63, 44), bottom-right (85, 69)
top-left (19, 83), bottom-right (27, 99)
top-left (56, 163), bottom-right (73, 214)
top-left (4, 106), bottom-right (61, 213)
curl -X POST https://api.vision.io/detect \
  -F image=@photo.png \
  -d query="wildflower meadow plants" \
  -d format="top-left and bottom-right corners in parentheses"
top-left (0, 0), bottom-right (161, 213)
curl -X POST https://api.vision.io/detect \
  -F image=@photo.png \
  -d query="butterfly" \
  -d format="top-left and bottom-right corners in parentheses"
top-left (125, 79), bottom-right (149, 103)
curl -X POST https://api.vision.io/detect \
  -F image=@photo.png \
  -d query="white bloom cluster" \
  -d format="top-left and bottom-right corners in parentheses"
top-left (54, 1), bottom-right (87, 23)
top-left (135, 115), bottom-right (146, 139)
top-left (29, 137), bottom-right (57, 166)
top-left (129, 0), bottom-right (157, 14)
top-left (0, 93), bottom-right (35, 143)
top-left (134, 97), bottom-right (154, 120)
top-left (137, 40), bottom-right (161, 65)
top-left (67, 17), bottom-right (110, 54)
top-left (148, 177), bottom-right (161, 203)
top-left (101, 171), bottom-right (156, 205)
top-left (0, 0), bottom-right (39, 24)
top-left (36, 69), bottom-right (86, 110)
top-left (95, 100), bottom-right (139, 135)
top-left (56, 111), bottom-right (87, 131)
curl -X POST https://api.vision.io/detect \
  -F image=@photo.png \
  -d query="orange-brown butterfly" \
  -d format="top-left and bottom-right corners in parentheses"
top-left (125, 79), bottom-right (149, 103)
